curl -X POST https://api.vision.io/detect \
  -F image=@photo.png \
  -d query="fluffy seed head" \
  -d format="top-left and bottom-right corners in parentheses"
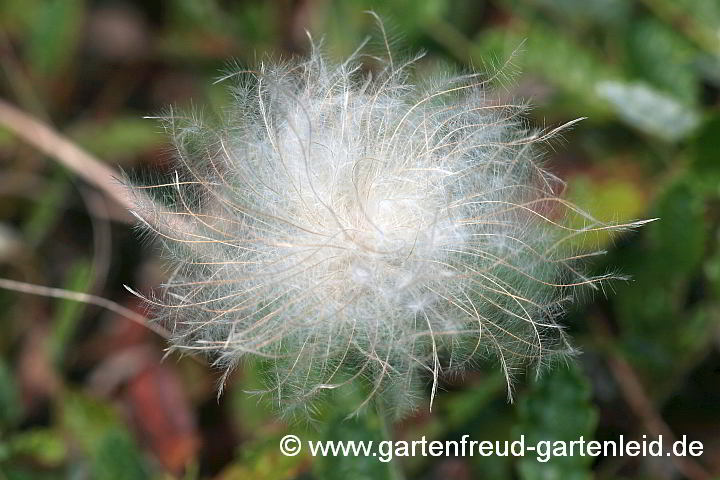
top-left (130, 38), bottom-right (645, 420)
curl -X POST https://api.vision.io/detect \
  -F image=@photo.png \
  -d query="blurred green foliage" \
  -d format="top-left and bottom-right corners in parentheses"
top-left (514, 365), bottom-right (598, 480)
top-left (60, 391), bottom-right (149, 479)
top-left (0, 0), bottom-right (718, 479)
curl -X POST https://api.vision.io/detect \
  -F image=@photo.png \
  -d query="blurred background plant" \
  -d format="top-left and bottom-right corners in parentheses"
top-left (0, 1), bottom-right (718, 479)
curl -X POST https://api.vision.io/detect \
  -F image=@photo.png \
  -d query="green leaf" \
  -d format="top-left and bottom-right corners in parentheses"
top-left (60, 390), bottom-right (120, 453)
top-left (611, 177), bottom-right (709, 382)
top-left (513, 365), bottom-right (598, 480)
top-left (648, 180), bottom-right (706, 277)
top-left (22, 168), bottom-right (69, 247)
top-left (473, 24), bottom-right (619, 115)
top-left (641, 0), bottom-right (720, 55)
top-left (502, 0), bottom-right (633, 30)
top-left (0, 0), bottom-right (41, 34)
top-left (49, 260), bottom-right (92, 366)
top-left (313, 410), bottom-right (397, 480)
top-left (67, 116), bottom-right (163, 163)
top-left (223, 432), bottom-right (310, 480)
top-left (440, 372), bottom-right (506, 430)
top-left (6, 429), bottom-right (67, 466)
top-left (0, 358), bottom-right (23, 430)
top-left (626, 19), bottom-right (699, 105)
top-left (233, 1), bottom-right (277, 47)
top-left (596, 80), bottom-right (701, 141)
top-left (59, 391), bottom-right (149, 479)
top-left (26, 0), bottom-right (84, 77)
top-left (705, 248), bottom-right (720, 300)
top-left (91, 428), bottom-right (149, 480)
top-left (231, 361), bottom-right (274, 433)
top-left (691, 114), bottom-right (720, 185)
top-left (474, 23), bottom-right (701, 140)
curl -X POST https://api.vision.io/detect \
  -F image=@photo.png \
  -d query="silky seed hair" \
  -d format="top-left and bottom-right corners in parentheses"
top-left (128, 33), bottom-right (650, 420)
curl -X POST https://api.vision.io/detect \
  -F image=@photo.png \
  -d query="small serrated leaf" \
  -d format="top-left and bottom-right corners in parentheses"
top-left (596, 81), bottom-right (700, 141)
top-left (513, 365), bottom-right (598, 480)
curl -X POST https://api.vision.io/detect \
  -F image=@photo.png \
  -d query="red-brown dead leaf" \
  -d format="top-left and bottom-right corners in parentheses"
top-left (125, 363), bottom-right (200, 474)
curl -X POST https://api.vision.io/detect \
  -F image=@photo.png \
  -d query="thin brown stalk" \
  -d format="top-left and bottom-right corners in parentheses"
top-left (0, 98), bottom-right (196, 240)
top-left (0, 99), bottom-right (133, 213)
top-left (595, 317), bottom-right (713, 480)
top-left (0, 277), bottom-right (169, 338)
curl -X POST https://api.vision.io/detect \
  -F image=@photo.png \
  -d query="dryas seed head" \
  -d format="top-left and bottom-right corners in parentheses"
top-left (129, 39), bottom-right (648, 420)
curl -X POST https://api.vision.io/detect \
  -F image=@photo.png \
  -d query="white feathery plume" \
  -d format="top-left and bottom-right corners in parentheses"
top-left (128, 32), bottom-right (650, 420)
